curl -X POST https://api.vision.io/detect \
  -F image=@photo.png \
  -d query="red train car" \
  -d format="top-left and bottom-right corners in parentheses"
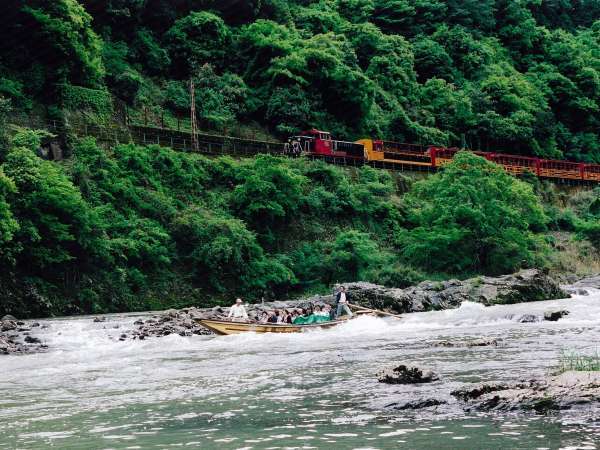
top-left (294, 129), bottom-right (365, 159)
top-left (583, 164), bottom-right (600, 182)
top-left (538, 159), bottom-right (584, 180)
top-left (489, 153), bottom-right (539, 176)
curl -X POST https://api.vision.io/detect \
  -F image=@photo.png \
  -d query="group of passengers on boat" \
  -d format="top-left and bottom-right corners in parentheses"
top-left (227, 286), bottom-right (353, 324)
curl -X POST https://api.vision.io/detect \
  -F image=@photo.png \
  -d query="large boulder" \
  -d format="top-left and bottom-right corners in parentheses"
top-left (377, 363), bottom-right (439, 384)
top-left (568, 275), bottom-right (600, 290)
top-left (544, 309), bottom-right (570, 321)
top-left (340, 269), bottom-right (567, 313)
top-left (451, 372), bottom-right (600, 413)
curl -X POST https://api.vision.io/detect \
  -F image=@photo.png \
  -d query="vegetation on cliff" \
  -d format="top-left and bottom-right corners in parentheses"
top-left (0, 2), bottom-right (599, 318)
top-left (2, 1), bottom-right (600, 161)
top-left (0, 123), bottom-right (597, 318)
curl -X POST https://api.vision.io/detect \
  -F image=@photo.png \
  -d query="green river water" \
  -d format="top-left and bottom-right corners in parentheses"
top-left (1, 290), bottom-right (599, 449)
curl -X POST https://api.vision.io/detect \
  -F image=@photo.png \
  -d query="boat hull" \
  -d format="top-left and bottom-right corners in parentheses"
top-left (195, 317), bottom-right (351, 335)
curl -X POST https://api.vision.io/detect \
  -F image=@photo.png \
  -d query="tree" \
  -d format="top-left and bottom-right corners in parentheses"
top-left (400, 152), bottom-right (547, 274)
top-left (165, 11), bottom-right (232, 75)
top-left (20, 0), bottom-right (105, 87)
top-left (0, 169), bottom-right (18, 254)
top-left (0, 96), bottom-right (11, 156)
top-left (231, 155), bottom-right (306, 237)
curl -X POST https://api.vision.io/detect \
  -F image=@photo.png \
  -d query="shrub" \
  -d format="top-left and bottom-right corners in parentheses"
top-left (400, 152), bottom-right (548, 274)
top-left (370, 263), bottom-right (425, 288)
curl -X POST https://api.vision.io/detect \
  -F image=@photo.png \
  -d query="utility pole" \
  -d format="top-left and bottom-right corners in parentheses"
top-left (189, 78), bottom-right (199, 152)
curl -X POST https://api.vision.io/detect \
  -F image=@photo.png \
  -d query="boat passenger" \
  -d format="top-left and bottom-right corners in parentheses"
top-left (279, 310), bottom-right (287, 324)
top-left (292, 308), bottom-right (310, 324)
top-left (228, 298), bottom-right (249, 322)
top-left (335, 286), bottom-right (353, 319)
top-left (289, 310), bottom-right (298, 323)
top-left (308, 305), bottom-right (330, 323)
top-left (258, 311), bottom-right (269, 324)
top-left (268, 310), bottom-right (281, 323)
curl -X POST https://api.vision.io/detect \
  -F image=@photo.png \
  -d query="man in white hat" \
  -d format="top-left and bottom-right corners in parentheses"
top-left (228, 298), bottom-right (249, 322)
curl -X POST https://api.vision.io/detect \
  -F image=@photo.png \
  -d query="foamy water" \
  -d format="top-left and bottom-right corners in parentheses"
top-left (1, 289), bottom-right (599, 449)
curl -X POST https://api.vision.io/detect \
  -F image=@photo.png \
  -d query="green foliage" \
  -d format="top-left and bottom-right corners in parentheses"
top-left (577, 220), bottom-right (600, 250)
top-left (0, 78), bottom-right (32, 110)
top-left (166, 11), bottom-right (232, 75)
top-left (0, 96), bottom-right (11, 155)
top-left (232, 155), bottom-right (306, 237)
top-left (10, 127), bottom-right (55, 152)
top-left (326, 230), bottom-right (384, 282)
top-left (60, 85), bottom-right (113, 119)
top-left (0, 168), bottom-right (18, 251)
top-left (0, 134), bottom-right (421, 316)
top-left (20, 0), bottom-right (104, 87)
top-left (400, 152), bottom-right (548, 274)
top-left (557, 350), bottom-right (600, 373)
top-left (370, 263), bottom-right (425, 288)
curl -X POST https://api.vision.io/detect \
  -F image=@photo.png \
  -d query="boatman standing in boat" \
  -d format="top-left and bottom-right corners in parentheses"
top-left (335, 286), bottom-right (353, 319)
top-left (228, 298), bottom-right (249, 322)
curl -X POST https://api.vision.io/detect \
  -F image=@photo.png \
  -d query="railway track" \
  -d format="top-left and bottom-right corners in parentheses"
top-left (15, 120), bottom-right (600, 185)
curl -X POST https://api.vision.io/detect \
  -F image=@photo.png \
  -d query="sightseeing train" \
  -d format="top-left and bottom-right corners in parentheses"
top-left (285, 129), bottom-right (600, 183)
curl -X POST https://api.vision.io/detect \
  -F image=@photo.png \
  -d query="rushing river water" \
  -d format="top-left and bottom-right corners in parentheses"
top-left (1, 289), bottom-right (600, 449)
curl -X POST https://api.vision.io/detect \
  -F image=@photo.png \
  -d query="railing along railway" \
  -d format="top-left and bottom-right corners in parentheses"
top-left (10, 120), bottom-right (599, 185)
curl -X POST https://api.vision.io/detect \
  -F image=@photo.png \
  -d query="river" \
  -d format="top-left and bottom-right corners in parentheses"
top-left (1, 289), bottom-right (599, 449)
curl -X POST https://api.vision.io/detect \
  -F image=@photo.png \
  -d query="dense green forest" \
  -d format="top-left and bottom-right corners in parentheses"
top-left (1, 1), bottom-right (600, 318)
top-left (3, 0), bottom-right (600, 160)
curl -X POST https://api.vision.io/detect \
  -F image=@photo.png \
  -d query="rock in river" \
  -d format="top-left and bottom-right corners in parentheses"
top-left (451, 371), bottom-right (600, 413)
top-left (544, 309), bottom-right (570, 321)
top-left (387, 398), bottom-right (447, 410)
top-left (377, 363), bottom-right (440, 384)
top-left (335, 269), bottom-right (567, 314)
top-left (0, 317), bottom-right (47, 355)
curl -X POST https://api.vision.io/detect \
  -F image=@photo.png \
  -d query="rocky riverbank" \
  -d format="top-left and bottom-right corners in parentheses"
top-left (325, 268), bottom-right (568, 313)
top-left (117, 268), bottom-right (570, 341)
top-left (451, 371), bottom-right (600, 414)
top-left (377, 361), bottom-right (599, 418)
top-left (0, 315), bottom-right (48, 355)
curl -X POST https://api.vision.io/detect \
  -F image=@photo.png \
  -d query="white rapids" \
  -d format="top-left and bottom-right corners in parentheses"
top-left (1, 288), bottom-right (599, 449)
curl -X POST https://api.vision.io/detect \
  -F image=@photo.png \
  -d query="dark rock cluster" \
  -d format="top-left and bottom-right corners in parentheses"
top-left (434, 338), bottom-right (500, 348)
top-left (0, 315), bottom-right (47, 355)
top-left (334, 269), bottom-right (568, 314)
top-left (378, 362), bottom-right (599, 417)
top-left (543, 309), bottom-right (570, 321)
top-left (377, 363), bottom-right (440, 384)
top-left (450, 372), bottom-right (600, 413)
top-left (117, 309), bottom-right (214, 340)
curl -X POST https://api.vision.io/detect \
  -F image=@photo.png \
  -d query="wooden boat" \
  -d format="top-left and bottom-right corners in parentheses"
top-left (195, 316), bottom-right (355, 335)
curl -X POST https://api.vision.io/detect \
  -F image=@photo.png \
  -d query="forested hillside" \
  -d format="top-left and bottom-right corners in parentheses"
top-left (2, 0), bottom-right (600, 161)
top-left (1, 1), bottom-right (600, 319)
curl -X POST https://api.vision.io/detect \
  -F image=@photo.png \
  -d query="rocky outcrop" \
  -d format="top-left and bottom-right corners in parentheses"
top-left (451, 372), bottom-right (600, 413)
top-left (544, 309), bottom-right (570, 321)
top-left (335, 269), bottom-right (567, 313)
top-left (386, 398), bottom-right (447, 410)
top-left (0, 317), bottom-right (48, 355)
top-left (567, 275), bottom-right (600, 290)
top-left (119, 309), bottom-right (214, 340)
top-left (434, 338), bottom-right (500, 348)
top-left (117, 269), bottom-right (567, 340)
top-left (377, 363), bottom-right (439, 384)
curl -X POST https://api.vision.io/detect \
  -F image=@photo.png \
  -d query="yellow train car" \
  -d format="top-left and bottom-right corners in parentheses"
top-left (355, 139), bottom-right (384, 161)
top-left (357, 139), bottom-right (432, 166)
